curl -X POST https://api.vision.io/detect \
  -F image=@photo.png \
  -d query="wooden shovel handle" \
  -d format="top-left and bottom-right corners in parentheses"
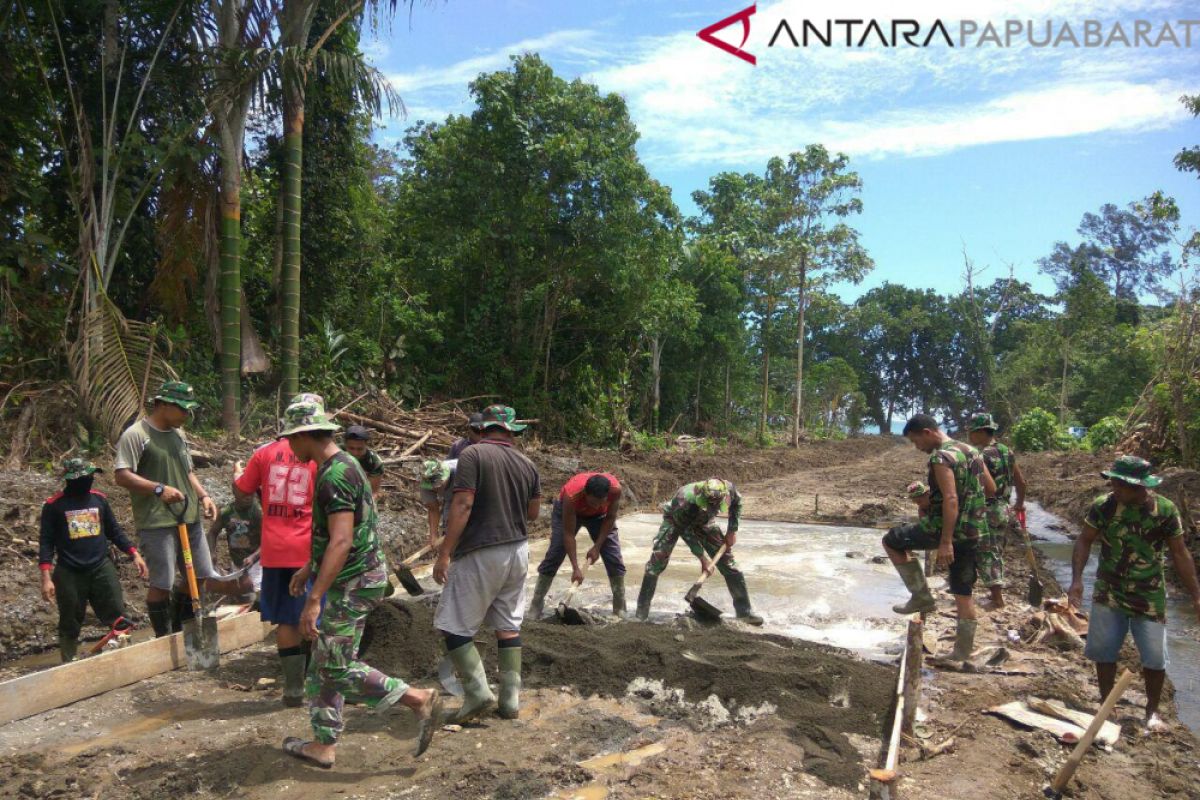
top-left (176, 521), bottom-right (203, 616)
top-left (696, 543), bottom-right (728, 586)
top-left (402, 540), bottom-right (438, 566)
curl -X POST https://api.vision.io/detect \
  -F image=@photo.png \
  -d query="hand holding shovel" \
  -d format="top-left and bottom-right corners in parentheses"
top-left (685, 542), bottom-right (728, 623)
top-left (166, 496), bottom-right (220, 670)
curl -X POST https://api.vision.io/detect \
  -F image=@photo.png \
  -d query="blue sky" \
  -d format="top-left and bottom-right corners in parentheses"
top-left (363, 0), bottom-right (1200, 301)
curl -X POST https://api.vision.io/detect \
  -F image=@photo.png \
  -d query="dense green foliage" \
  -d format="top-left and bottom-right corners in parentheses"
top-left (2, 3), bottom-right (1198, 465)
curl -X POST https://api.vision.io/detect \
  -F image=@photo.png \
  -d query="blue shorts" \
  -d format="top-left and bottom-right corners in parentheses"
top-left (259, 567), bottom-right (308, 626)
top-left (1084, 602), bottom-right (1168, 670)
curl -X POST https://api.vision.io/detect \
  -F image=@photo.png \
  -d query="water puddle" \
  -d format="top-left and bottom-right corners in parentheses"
top-left (58, 701), bottom-right (211, 756)
top-left (1024, 501), bottom-right (1200, 735)
top-left (578, 741), bottom-right (666, 772)
top-left (526, 515), bottom-right (912, 660)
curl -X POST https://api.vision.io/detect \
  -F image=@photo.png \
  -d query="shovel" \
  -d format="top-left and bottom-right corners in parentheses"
top-left (1017, 510), bottom-right (1045, 608)
top-left (394, 541), bottom-right (437, 596)
top-left (556, 564), bottom-right (590, 625)
top-left (167, 497), bottom-right (220, 670)
top-left (684, 542), bottom-right (728, 623)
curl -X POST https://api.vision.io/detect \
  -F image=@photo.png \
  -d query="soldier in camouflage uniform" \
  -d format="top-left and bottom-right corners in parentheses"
top-left (277, 396), bottom-right (441, 769)
top-left (634, 478), bottom-right (762, 626)
top-left (966, 412), bottom-right (1027, 610)
top-left (883, 414), bottom-right (996, 662)
top-left (1069, 455), bottom-right (1200, 730)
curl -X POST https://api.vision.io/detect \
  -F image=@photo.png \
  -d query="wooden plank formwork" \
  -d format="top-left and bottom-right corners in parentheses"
top-left (0, 612), bottom-right (270, 727)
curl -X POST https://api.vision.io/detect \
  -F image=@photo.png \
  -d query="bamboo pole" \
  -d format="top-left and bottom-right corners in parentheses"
top-left (1048, 669), bottom-right (1135, 796)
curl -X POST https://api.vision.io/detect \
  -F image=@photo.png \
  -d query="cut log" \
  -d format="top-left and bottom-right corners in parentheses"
top-left (398, 430), bottom-right (432, 459)
top-left (0, 611), bottom-right (269, 726)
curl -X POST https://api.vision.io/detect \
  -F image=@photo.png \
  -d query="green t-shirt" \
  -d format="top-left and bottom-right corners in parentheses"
top-left (114, 419), bottom-right (199, 529)
top-left (924, 439), bottom-right (988, 543)
top-left (1085, 492), bottom-right (1182, 622)
top-left (311, 451), bottom-right (387, 588)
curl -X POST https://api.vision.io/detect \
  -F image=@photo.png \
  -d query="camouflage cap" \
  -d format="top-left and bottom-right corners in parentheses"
top-left (479, 404), bottom-right (526, 433)
top-left (968, 412), bottom-right (999, 432)
top-left (698, 478), bottom-right (728, 501)
top-left (153, 380), bottom-right (199, 411)
top-left (1101, 455), bottom-right (1160, 488)
top-left (419, 459), bottom-right (453, 491)
top-left (279, 393), bottom-right (341, 437)
top-left (61, 457), bottom-right (102, 481)
top-left (906, 481), bottom-right (929, 499)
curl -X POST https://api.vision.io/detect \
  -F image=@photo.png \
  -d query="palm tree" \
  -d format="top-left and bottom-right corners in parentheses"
top-left (277, 0), bottom-right (399, 398)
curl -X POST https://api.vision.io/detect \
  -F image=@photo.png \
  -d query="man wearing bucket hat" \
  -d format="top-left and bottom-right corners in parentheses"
top-left (433, 404), bottom-right (541, 723)
top-left (967, 412), bottom-right (1028, 611)
top-left (1069, 455), bottom-right (1200, 730)
top-left (343, 425), bottom-right (385, 496)
top-left (278, 394), bottom-right (440, 768)
top-left (634, 478), bottom-right (763, 626)
top-left (419, 459), bottom-right (455, 549)
top-left (38, 458), bottom-right (147, 661)
top-left (114, 380), bottom-right (226, 638)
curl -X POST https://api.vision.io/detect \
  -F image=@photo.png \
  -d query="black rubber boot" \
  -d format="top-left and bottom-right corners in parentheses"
top-left (635, 573), bottom-right (658, 621)
top-left (723, 572), bottom-right (764, 626)
top-left (147, 599), bottom-right (172, 638)
top-left (280, 653), bottom-right (307, 707)
top-left (58, 636), bottom-right (78, 663)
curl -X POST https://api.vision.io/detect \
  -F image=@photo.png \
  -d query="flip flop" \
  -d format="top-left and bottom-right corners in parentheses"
top-left (414, 693), bottom-right (444, 757)
top-left (282, 737), bottom-right (334, 769)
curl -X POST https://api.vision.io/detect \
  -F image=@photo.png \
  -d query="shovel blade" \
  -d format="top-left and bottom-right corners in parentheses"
top-left (1027, 576), bottom-right (1044, 608)
top-left (557, 603), bottom-right (590, 625)
top-left (184, 617), bottom-right (220, 671)
top-left (689, 596), bottom-right (723, 623)
top-left (395, 566), bottom-right (425, 596)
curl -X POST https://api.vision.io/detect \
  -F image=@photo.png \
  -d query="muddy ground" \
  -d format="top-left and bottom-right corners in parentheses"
top-left (0, 436), bottom-right (1198, 798)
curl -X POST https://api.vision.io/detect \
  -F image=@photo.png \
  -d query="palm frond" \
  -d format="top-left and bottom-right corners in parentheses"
top-left (68, 296), bottom-right (178, 444)
top-left (310, 48), bottom-right (402, 118)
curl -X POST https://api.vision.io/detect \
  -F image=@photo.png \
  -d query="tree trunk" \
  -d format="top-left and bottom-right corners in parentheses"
top-left (758, 300), bottom-right (772, 443)
top-left (1059, 346), bottom-right (1070, 425)
top-left (651, 334), bottom-right (662, 433)
top-left (695, 369), bottom-right (702, 431)
top-left (218, 140), bottom-right (242, 434)
top-left (792, 261), bottom-right (807, 447)
top-left (724, 361), bottom-right (731, 434)
top-left (280, 94), bottom-right (304, 398)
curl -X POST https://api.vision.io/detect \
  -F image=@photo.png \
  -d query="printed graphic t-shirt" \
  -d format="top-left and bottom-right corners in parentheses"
top-left (234, 438), bottom-right (317, 568)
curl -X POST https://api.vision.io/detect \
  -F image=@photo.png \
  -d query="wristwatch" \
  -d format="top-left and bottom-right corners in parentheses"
top-left (154, 484), bottom-right (164, 498)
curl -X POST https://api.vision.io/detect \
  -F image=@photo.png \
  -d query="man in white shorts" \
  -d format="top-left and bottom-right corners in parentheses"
top-left (433, 404), bottom-right (541, 723)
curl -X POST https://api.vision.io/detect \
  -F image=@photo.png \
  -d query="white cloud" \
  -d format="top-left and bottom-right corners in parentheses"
top-left (373, 0), bottom-right (1199, 167)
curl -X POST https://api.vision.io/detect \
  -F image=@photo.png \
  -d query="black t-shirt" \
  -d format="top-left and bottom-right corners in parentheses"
top-left (450, 439), bottom-right (541, 558)
top-left (39, 490), bottom-right (136, 571)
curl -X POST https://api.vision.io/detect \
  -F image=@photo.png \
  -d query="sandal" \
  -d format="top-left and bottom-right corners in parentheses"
top-left (414, 693), bottom-right (444, 757)
top-left (282, 737), bottom-right (334, 769)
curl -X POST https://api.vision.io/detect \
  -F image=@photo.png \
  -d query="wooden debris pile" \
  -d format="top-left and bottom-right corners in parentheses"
top-left (1021, 599), bottom-right (1089, 651)
top-left (332, 394), bottom-right (488, 467)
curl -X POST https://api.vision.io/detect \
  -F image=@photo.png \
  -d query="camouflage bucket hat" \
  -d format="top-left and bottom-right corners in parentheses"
top-left (906, 481), bottom-right (929, 499)
top-left (1101, 455), bottom-right (1160, 488)
top-left (699, 478), bottom-right (727, 501)
top-left (279, 393), bottom-right (341, 437)
top-left (62, 458), bottom-right (102, 481)
top-left (153, 380), bottom-right (199, 411)
top-left (480, 404), bottom-right (526, 433)
top-left (968, 412), bottom-right (998, 432)
top-left (419, 459), bottom-right (450, 490)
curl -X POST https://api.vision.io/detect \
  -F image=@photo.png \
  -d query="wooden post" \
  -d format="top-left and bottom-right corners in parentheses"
top-left (870, 630), bottom-right (910, 798)
top-left (901, 617), bottom-right (923, 736)
top-left (1049, 669), bottom-right (1135, 795)
top-left (923, 549), bottom-right (933, 577)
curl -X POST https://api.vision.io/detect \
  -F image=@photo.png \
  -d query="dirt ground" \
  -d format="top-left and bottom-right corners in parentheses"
top-left (1, 436), bottom-right (1198, 798)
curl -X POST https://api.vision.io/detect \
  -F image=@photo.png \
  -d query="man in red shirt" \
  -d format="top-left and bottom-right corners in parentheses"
top-left (528, 472), bottom-right (625, 618)
top-left (233, 394), bottom-right (319, 707)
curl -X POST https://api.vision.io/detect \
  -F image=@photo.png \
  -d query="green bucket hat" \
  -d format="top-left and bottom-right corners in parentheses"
top-left (968, 412), bottom-right (998, 432)
top-left (61, 458), bottom-right (102, 481)
top-left (279, 393), bottom-right (341, 437)
top-left (699, 478), bottom-right (727, 500)
top-left (906, 481), bottom-right (929, 499)
top-left (419, 459), bottom-right (452, 491)
top-left (1101, 455), bottom-right (1160, 488)
top-left (479, 404), bottom-right (526, 433)
top-left (153, 380), bottom-right (200, 411)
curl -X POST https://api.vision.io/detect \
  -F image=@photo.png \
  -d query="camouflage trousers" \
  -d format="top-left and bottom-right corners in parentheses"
top-left (978, 503), bottom-right (1011, 588)
top-left (307, 580), bottom-right (407, 745)
top-left (644, 519), bottom-right (740, 578)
